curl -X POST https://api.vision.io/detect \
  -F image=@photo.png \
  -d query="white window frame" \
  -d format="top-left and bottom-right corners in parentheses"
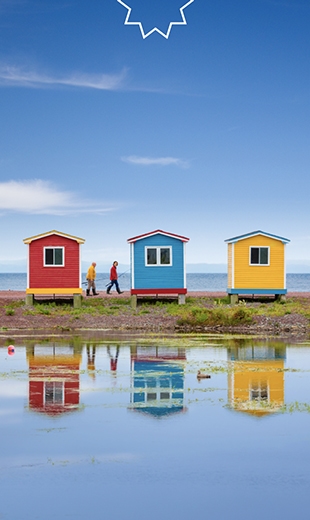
top-left (43, 246), bottom-right (65, 267)
top-left (249, 246), bottom-right (270, 266)
top-left (44, 381), bottom-right (64, 406)
top-left (145, 246), bottom-right (172, 267)
top-left (249, 381), bottom-right (269, 403)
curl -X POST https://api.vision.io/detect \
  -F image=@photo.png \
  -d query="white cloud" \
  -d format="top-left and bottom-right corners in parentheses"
top-left (0, 64), bottom-right (126, 90)
top-left (0, 180), bottom-right (117, 215)
top-left (122, 155), bottom-right (189, 168)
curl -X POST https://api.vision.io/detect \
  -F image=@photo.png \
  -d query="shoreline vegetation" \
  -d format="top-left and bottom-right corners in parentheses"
top-left (0, 292), bottom-right (309, 338)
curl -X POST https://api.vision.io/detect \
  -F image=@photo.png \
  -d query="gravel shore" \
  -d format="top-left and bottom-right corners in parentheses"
top-left (0, 291), bottom-right (309, 338)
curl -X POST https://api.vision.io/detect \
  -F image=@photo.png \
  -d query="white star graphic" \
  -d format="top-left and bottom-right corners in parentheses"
top-left (117, 0), bottom-right (194, 39)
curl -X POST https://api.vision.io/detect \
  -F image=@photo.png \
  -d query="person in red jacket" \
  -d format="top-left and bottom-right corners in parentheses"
top-left (106, 261), bottom-right (123, 295)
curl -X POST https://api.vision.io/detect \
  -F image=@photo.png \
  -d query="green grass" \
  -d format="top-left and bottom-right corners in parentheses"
top-left (255, 298), bottom-right (310, 319)
top-left (5, 300), bottom-right (24, 308)
top-left (5, 307), bottom-right (15, 316)
top-left (20, 296), bottom-right (133, 319)
top-left (174, 305), bottom-right (254, 327)
top-left (3, 299), bottom-right (24, 316)
top-left (169, 296), bottom-right (310, 328)
top-left (0, 294), bottom-right (308, 331)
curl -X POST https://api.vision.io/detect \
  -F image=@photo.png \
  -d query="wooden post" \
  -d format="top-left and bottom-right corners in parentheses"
top-left (131, 295), bottom-right (137, 310)
top-left (73, 294), bottom-right (82, 309)
top-left (178, 294), bottom-right (186, 305)
top-left (25, 294), bottom-right (34, 306)
top-left (229, 294), bottom-right (239, 304)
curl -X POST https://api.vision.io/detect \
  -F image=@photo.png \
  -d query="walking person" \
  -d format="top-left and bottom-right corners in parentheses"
top-left (86, 262), bottom-right (99, 296)
top-left (107, 345), bottom-right (120, 373)
top-left (106, 261), bottom-right (123, 295)
top-left (86, 345), bottom-right (96, 380)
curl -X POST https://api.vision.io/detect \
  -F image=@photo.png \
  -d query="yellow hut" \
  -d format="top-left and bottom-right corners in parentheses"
top-left (225, 230), bottom-right (290, 303)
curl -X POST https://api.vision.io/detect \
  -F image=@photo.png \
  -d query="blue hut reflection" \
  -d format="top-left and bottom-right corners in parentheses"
top-left (129, 346), bottom-right (186, 418)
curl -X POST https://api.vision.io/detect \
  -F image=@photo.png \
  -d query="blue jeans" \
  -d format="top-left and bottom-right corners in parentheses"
top-left (107, 279), bottom-right (120, 293)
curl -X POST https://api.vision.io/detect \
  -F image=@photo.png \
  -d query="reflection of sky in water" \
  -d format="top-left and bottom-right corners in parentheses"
top-left (1, 339), bottom-right (310, 519)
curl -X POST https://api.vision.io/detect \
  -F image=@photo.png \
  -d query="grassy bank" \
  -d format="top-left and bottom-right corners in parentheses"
top-left (170, 296), bottom-right (310, 327)
top-left (2, 295), bottom-right (310, 331)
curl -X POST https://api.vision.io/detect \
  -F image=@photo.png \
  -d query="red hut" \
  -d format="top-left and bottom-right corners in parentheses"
top-left (23, 230), bottom-right (85, 306)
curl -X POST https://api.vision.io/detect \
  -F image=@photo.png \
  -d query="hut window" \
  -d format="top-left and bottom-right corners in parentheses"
top-left (145, 246), bottom-right (172, 266)
top-left (250, 247), bottom-right (269, 265)
top-left (250, 381), bottom-right (268, 402)
top-left (160, 248), bottom-right (171, 265)
top-left (44, 381), bottom-right (64, 405)
top-left (44, 247), bottom-right (64, 266)
top-left (147, 248), bottom-right (157, 265)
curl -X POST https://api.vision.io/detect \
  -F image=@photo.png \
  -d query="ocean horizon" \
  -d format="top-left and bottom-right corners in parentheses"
top-left (0, 273), bottom-right (309, 292)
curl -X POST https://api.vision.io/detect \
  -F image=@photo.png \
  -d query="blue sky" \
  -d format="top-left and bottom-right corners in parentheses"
top-left (0, 0), bottom-right (309, 271)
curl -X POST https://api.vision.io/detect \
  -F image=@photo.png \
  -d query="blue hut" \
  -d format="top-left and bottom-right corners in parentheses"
top-left (127, 229), bottom-right (190, 305)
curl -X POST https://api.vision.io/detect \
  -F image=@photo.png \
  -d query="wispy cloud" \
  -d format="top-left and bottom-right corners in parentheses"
top-left (0, 180), bottom-right (117, 215)
top-left (0, 64), bottom-right (126, 90)
top-left (122, 155), bottom-right (189, 168)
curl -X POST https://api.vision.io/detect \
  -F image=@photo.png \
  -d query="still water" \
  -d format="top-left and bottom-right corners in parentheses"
top-left (1, 336), bottom-right (310, 520)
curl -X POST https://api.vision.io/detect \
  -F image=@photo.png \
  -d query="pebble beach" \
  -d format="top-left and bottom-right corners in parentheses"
top-left (0, 291), bottom-right (310, 337)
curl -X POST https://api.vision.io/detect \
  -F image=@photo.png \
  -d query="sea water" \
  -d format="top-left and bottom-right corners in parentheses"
top-left (1, 337), bottom-right (310, 520)
top-left (0, 272), bottom-right (309, 291)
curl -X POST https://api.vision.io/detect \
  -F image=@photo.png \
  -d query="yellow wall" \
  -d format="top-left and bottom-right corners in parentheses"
top-left (232, 235), bottom-right (285, 289)
top-left (229, 359), bottom-right (284, 416)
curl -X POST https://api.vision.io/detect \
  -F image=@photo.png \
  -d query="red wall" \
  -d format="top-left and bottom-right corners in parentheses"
top-left (29, 364), bottom-right (80, 415)
top-left (28, 235), bottom-right (80, 288)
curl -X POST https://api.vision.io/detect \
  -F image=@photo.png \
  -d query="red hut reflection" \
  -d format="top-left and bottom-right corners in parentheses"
top-left (26, 343), bottom-right (82, 416)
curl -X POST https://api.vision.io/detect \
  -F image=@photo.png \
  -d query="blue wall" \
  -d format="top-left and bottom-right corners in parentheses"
top-left (132, 234), bottom-right (185, 289)
top-left (132, 361), bottom-right (184, 417)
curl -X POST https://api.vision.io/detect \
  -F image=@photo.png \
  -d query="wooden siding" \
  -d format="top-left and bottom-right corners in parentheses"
top-left (233, 235), bottom-right (285, 289)
top-left (29, 235), bottom-right (80, 289)
top-left (132, 234), bottom-right (185, 289)
top-left (227, 243), bottom-right (232, 288)
top-left (229, 359), bottom-right (284, 415)
top-left (29, 356), bottom-right (80, 415)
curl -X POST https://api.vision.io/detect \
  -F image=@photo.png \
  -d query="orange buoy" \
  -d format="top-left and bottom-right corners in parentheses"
top-left (8, 345), bottom-right (15, 355)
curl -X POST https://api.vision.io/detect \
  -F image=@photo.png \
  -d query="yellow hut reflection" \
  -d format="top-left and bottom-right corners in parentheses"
top-left (228, 342), bottom-right (286, 417)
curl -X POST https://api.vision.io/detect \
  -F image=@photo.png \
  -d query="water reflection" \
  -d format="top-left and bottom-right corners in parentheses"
top-left (107, 345), bottom-right (120, 374)
top-left (26, 342), bottom-right (82, 416)
top-left (129, 345), bottom-right (186, 418)
top-left (86, 344), bottom-right (96, 379)
top-left (227, 340), bottom-right (286, 416)
top-left (2, 337), bottom-right (310, 520)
